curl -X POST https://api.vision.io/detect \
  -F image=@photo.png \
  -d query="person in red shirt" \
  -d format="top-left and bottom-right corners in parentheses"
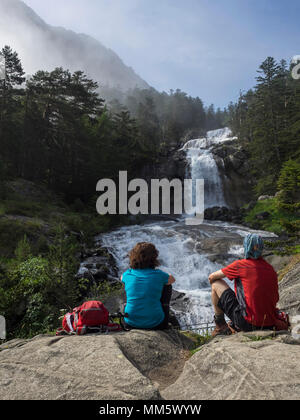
top-left (208, 234), bottom-right (279, 336)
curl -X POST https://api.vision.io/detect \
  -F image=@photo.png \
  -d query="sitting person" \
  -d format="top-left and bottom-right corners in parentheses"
top-left (208, 233), bottom-right (279, 336)
top-left (121, 242), bottom-right (175, 330)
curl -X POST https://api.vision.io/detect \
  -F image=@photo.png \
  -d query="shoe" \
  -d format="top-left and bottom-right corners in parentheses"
top-left (227, 321), bottom-right (238, 334)
top-left (211, 323), bottom-right (232, 337)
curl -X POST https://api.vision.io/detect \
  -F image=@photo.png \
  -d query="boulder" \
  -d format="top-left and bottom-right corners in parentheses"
top-left (0, 329), bottom-right (193, 400)
top-left (204, 206), bottom-right (245, 223)
top-left (162, 331), bottom-right (300, 400)
top-left (258, 195), bottom-right (274, 201)
top-left (255, 211), bottom-right (270, 220)
top-left (264, 254), bottom-right (293, 274)
top-left (278, 261), bottom-right (300, 316)
top-left (78, 245), bottom-right (118, 283)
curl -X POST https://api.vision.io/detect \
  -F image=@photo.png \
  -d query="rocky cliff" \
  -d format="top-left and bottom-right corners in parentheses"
top-left (211, 138), bottom-right (254, 208)
top-left (279, 260), bottom-right (300, 316)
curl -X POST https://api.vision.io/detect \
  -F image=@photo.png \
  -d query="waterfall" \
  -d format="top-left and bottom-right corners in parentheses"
top-left (93, 127), bottom-right (276, 332)
top-left (181, 127), bottom-right (236, 209)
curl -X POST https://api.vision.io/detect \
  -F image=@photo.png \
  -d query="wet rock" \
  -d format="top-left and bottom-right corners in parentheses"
top-left (211, 140), bottom-right (254, 207)
top-left (195, 237), bottom-right (232, 255)
top-left (204, 206), bottom-right (245, 223)
top-left (77, 245), bottom-right (119, 286)
top-left (207, 253), bottom-right (236, 265)
top-left (170, 290), bottom-right (190, 313)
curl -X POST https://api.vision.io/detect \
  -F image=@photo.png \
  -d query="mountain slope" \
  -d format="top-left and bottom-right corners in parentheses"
top-left (0, 0), bottom-right (149, 92)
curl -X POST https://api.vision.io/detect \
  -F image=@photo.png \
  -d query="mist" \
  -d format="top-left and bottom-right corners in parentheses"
top-left (0, 0), bottom-right (149, 93)
top-left (1, 0), bottom-right (300, 107)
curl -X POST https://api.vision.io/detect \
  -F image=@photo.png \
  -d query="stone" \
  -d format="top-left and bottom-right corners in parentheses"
top-left (204, 206), bottom-right (245, 223)
top-left (278, 261), bottom-right (300, 316)
top-left (162, 332), bottom-right (300, 400)
top-left (0, 329), bottom-right (193, 400)
top-left (258, 195), bottom-right (274, 201)
top-left (255, 211), bottom-right (270, 220)
top-left (77, 246), bottom-right (119, 287)
top-left (264, 254), bottom-right (293, 273)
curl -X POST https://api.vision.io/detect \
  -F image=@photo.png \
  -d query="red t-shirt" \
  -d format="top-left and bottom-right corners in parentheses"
top-left (221, 258), bottom-right (279, 327)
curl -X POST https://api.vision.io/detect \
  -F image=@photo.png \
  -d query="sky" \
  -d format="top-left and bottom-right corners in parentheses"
top-left (24, 0), bottom-right (300, 108)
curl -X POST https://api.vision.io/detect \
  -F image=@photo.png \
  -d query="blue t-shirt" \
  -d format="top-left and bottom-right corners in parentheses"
top-left (122, 268), bottom-right (169, 329)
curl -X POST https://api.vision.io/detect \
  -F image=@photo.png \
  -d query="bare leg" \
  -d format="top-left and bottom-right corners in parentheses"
top-left (211, 280), bottom-right (231, 336)
top-left (211, 279), bottom-right (230, 315)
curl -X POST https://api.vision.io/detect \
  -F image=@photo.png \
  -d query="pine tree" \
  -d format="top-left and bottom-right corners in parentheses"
top-left (277, 160), bottom-right (300, 211)
top-left (0, 46), bottom-right (25, 168)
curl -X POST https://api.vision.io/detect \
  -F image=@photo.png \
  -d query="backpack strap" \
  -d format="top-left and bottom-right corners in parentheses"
top-left (56, 327), bottom-right (76, 336)
top-left (109, 312), bottom-right (131, 332)
top-left (66, 313), bottom-right (75, 333)
top-left (235, 262), bottom-right (247, 318)
top-left (119, 312), bottom-right (132, 332)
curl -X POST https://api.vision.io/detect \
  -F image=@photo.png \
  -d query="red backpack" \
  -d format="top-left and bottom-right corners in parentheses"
top-left (56, 300), bottom-right (123, 335)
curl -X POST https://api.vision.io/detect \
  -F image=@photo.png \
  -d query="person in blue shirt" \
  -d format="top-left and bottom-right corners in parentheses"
top-left (121, 242), bottom-right (176, 330)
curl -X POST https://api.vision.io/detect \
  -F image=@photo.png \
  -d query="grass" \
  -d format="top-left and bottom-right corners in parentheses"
top-left (181, 331), bottom-right (212, 356)
top-left (3, 200), bottom-right (44, 218)
top-left (243, 333), bottom-right (275, 341)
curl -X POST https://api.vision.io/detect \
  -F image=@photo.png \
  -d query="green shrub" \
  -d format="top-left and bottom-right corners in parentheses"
top-left (244, 198), bottom-right (299, 235)
top-left (0, 225), bottom-right (87, 339)
top-left (254, 174), bottom-right (277, 197)
top-left (14, 235), bottom-right (32, 263)
top-left (0, 218), bottom-right (41, 258)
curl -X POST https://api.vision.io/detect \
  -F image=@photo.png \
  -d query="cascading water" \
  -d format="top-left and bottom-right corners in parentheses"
top-left (93, 127), bottom-right (276, 332)
top-left (181, 127), bottom-right (236, 209)
top-left (99, 221), bottom-right (276, 330)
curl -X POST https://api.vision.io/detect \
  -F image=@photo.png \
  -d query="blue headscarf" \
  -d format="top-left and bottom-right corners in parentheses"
top-left (243, 234), bottom-right (264, 259)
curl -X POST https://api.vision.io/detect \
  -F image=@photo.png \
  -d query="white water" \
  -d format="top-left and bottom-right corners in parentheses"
top-left (100, 221), bottom-right (217, 327)
top-left (96, 128), bottom-right (276, 331)
top-left (99, 220), bottom-right (276, 330)
top-left (182, 127), bottom-right (237, 208)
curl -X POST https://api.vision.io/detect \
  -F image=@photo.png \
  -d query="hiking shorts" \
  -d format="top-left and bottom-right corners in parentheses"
top-left (217, 288), bottom-right (253, 332)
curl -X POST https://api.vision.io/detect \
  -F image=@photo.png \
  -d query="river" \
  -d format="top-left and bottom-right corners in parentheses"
top-left (97, 128), bottom-right (276, 330)
top-left (99, 218), bottom-right (276, 329)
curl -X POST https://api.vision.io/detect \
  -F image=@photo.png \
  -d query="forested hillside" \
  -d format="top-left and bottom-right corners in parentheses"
top-left (0, 45), bottom-right (225, 204)
top-left (226, 57), bottom-right (300, 244)
top-left (226, 57), bottom-right (300, 197)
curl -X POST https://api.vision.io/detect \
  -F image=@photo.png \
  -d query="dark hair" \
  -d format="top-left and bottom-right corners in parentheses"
top-left (129, 242), bottom-right (159, 269)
